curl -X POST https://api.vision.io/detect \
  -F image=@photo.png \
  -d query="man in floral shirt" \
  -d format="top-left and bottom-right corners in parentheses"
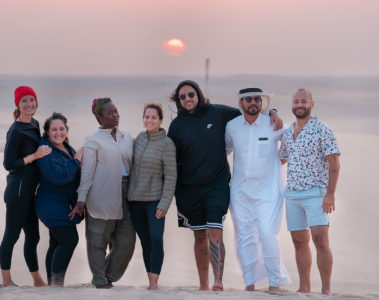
top-left (280, 88), bottom-right (340, 295)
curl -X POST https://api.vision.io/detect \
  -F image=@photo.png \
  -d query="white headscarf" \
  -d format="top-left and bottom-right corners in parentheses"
top-left (237, 87), bottom-right (272, 115)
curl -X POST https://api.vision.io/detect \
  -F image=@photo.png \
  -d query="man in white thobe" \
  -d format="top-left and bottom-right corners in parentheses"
top-left (225, 87), bottom-right (290, 293)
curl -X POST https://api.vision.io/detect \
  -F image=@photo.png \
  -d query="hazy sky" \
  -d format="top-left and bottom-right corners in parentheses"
top-left (1, 0), bottom-right (378, 76)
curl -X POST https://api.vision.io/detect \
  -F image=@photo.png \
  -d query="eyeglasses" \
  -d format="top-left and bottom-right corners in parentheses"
top-left (243, 96), bottom-right (262, 103)
top-left (179, 92), bottom-right (195, 101)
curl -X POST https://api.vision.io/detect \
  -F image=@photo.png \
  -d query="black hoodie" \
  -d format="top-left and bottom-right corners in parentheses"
top-left (168, 104), bottom-right (240, 186)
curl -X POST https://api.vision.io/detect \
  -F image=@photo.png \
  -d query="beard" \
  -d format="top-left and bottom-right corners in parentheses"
top-left (180, 100), bottom-right (197, 114)
top-left (292, 107), bottom-right (312, 119)
top-left (243, 105), bottom-right (261, 116)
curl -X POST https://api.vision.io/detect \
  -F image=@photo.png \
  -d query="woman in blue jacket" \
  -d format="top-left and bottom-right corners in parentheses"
top-left (36, 112), bottom-right (83, 286)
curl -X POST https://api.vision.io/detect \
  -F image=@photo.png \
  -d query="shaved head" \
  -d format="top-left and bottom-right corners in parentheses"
top-left (293, 88), bottom-right (313, 100)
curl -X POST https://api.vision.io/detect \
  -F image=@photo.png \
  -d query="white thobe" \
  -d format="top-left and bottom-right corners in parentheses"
top-left (225, 114), bottom-right (290, 287)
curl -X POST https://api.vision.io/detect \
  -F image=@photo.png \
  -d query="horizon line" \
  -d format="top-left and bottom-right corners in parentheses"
top-left (0, 73), bottom-right (379, 79)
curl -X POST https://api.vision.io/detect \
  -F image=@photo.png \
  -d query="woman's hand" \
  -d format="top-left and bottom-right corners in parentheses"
top-left (68, 202), bottom-right (85, 220)
top-left (156, 208), bottom-right (166, 219)
top-left (35, 145), bottom-right (52, 159)
top-left (25, 145), bottom-right (52, 164)
top-left (74, 147), bottom-right (84, 163)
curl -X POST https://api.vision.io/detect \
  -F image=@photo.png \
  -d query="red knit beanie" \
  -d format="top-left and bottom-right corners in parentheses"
top-left (14, 86), bottom-right (38, 107)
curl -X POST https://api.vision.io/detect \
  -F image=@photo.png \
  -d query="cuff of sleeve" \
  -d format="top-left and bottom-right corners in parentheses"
top-left (77, 195), bottom-right (86, 203)
top-left (157, 202), bottom-right (168, 213)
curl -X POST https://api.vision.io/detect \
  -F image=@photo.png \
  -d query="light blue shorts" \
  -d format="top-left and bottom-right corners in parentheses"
top-left (284, 187), bottom-right (329, 231)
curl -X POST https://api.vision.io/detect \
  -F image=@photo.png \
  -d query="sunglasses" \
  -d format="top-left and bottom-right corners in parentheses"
top-left (243, 96), bottom-right (262, 103)
top-left (179, 92), bottom-right (195, 101)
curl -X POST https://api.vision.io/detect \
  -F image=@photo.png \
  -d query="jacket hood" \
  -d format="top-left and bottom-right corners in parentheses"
top-left (171, 80), bottom-right (209, 116)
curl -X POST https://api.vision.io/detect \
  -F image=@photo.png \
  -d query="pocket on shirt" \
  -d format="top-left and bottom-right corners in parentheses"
top-left (255, 139), bottom-right (270, 157)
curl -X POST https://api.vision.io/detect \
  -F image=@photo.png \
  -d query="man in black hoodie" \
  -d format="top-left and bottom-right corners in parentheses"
top-left (168, 80), bottom-right (282, 291)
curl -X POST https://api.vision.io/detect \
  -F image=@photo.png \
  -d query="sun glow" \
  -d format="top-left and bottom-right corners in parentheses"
top-left (163, 38), bottom-right (186, 56)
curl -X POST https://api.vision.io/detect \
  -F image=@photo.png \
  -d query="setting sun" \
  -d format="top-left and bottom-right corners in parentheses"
top-left (163, 38), bottom-right (186, 56)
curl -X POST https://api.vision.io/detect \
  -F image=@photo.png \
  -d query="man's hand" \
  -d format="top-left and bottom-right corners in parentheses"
top-left (323, 153), bottom-right (340, 214)
top-left (269, 110), bottom-right (283, 131)
top-left (69, 202), bottom-right (85, 220)
top-left (322, 193), bottom-right (335, 214)
top-left (74, 147), bottom-right (84, 163)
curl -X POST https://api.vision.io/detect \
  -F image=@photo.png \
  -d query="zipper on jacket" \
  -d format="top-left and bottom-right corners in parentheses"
top-left (18, 180), bottom-right (23, 197)
top-left (136, 139), bottom-right (150, 180)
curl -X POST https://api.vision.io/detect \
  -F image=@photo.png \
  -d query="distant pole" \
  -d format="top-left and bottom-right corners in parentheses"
top-left (205, 58), bottom-right (210, 96)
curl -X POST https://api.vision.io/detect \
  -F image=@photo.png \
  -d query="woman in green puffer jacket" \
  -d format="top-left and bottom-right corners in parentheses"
top-left (127, 103), bottom-right (177, 290)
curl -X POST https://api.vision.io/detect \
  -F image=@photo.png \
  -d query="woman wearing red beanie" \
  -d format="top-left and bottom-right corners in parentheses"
top-left (1, 86), bottom-right (52, 287)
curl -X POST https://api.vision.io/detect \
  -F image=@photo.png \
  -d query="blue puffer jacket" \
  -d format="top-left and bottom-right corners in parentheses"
top-left (36, 137), bottom-right (82, 227)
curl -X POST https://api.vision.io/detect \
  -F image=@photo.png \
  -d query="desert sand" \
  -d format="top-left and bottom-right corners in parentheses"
top-left (2, 285), bottom-right (379, 300)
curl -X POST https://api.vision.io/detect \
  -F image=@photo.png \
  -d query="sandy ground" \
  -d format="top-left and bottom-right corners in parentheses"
top-left (2, 285), bottom-right (379, 300)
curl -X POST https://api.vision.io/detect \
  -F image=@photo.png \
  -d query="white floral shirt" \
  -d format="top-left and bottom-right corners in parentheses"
top-left (280, 117), bottom-right (340, 191)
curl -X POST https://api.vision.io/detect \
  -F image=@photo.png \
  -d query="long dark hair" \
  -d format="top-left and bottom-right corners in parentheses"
top-left (43, 112), bottom-right (69, 140)
top-left (170, 80), bottom-right (209, 114)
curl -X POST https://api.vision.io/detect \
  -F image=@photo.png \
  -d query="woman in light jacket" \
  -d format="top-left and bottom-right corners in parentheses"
top-left (1, 86), bottom-right (51, 287)
top-left (72, 98), bottom-right (135, 289)
top-left (128, 103), bottom-right (177, 290)
top-left (36, 112), bottom-right (83, 286)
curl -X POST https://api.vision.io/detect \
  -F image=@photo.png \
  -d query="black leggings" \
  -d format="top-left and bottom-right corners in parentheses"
top-left (130, 201), bottom-right (165, 275)
top-left (0, 176), bottom-right (40, 271)
top-left (46, 225), bottom-right (78, 285)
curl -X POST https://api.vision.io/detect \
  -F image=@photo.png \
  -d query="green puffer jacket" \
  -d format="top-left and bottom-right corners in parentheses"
top-left (127, 128), bottom-right (177, 212)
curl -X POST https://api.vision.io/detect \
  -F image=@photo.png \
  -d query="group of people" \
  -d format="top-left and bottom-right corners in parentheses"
top-left (0, 80), bottom-right (340, 296)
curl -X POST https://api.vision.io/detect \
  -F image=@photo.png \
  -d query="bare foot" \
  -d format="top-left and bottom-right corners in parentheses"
top-left (211, 278), bottom-right (224, 291)
top-left (148, 284), bottom-right (160, 290)
top-left (3, 281), bottom-right (18, 287)
top-left (147, 272), bottom-right (160, 290)
top-left (199, 285), bottom-right (210, 291)
top-left (31, 271), bottom-right (48, 287)
top-left (33, 280), bottom-right (48, 287)
top-left (1, 269), bottom-right (18, 287)
top-left (322, 289), bottom-right (332, 295)
top-left (212, 284), bottom-right (224, 291)
top-left (245, 284), bottom-right (255, 291)
top-left (268, 286), bottom-right (282, 295)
